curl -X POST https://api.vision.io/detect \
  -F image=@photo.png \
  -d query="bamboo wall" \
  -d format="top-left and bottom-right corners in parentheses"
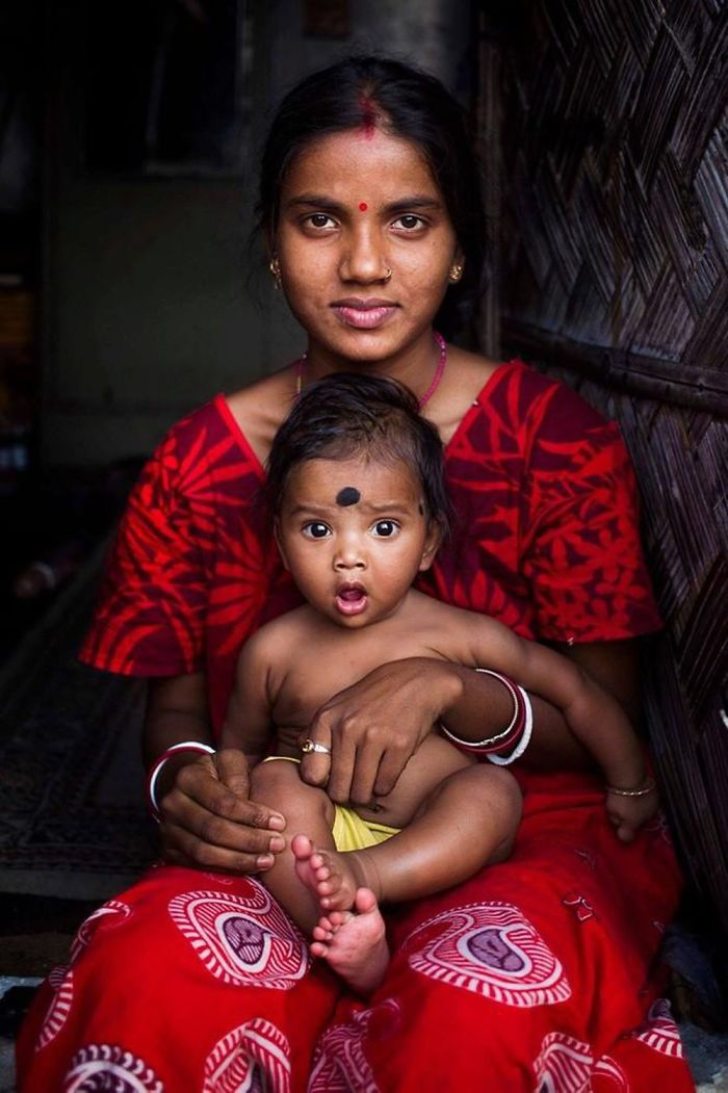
top-left (479, 0), bottom-right (728, 992)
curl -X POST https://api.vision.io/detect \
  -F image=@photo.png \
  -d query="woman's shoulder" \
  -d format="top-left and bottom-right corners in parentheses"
top-left (480, 357), bottom-right (609, 433)
top-left (449, 351), bottom-right (615, 452)
top-left (157, 397), bottom-right (233, 452)
top-left (138, 393), bottom-right (266, 505)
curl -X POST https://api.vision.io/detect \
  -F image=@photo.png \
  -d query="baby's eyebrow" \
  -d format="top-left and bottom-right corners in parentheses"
top-left (362, 500), bottom-right (417, 514)
top-left (286, 502), bottom-right (334, 516)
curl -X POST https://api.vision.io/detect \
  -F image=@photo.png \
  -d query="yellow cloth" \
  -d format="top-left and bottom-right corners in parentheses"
top-left (331, 806), bottom-right (398, 852)
top-left (262, 756), bottom-right (399, 851)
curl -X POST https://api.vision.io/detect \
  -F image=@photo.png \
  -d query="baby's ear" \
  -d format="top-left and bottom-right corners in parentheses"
top-left (418, 518), bottom-right (443, 571)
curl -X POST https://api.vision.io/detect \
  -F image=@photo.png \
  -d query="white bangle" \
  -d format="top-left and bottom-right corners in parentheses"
top-left (487, 686), bottom-right (534, 765)
top-left (147, 741), bottom-right (215, 821)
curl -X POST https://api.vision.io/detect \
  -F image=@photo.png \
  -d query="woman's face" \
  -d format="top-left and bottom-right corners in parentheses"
top-left (274, 127), bottom-right (462, 367)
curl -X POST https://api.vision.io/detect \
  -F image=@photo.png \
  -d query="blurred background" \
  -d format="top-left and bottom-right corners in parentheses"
top-left (0, 0), bottom-right (727, 1074)
top-left (0, 0), bottom-right (480, 655)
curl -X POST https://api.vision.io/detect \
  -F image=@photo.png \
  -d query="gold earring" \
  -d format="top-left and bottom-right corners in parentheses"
top-left (269, 257), bottom-right (282, 290)
top-left (449, 263), bottom-right (464, 284)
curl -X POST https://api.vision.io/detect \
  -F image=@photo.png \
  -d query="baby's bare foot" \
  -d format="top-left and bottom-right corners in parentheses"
top-left (311, 887), bottom-right (389, 994)
top-left (291, 833), bottom-right (361, 912)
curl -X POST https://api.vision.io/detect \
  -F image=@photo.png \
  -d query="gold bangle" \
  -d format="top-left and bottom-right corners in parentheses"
top-left (606, 776), bottom-right (656, 798)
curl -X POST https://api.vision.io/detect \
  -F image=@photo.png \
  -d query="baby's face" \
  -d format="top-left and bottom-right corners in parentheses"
top-left (275, 455), bottom-right (439, 628)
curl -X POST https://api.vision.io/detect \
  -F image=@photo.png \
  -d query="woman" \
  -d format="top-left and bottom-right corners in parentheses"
top-left (17, 57), bottom-right (692, 1090)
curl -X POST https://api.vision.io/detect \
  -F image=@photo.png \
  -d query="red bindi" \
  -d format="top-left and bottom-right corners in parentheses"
top-left (358, 202), bottom-right (368, 212)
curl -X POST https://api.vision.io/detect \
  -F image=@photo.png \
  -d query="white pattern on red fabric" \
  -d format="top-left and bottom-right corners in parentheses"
top-left (533, 1032), bottom-right (627, 1091)
top-left (63, 1044), bottom-right (163, 1091)
top-left (309, 1002), bottom-right (398, 1091)
top-left (169, 881), bottom-right (309, 987)
top-left (633, 998), bottom-right (684, 1058)
top-left (594, 1054), bottom-right (629, 1086)
top-left (203, 1017), bottom-right (291, 1092)
top-left (405, 902), bottom-right (571, 1007)
top-left (37, 968), bottom-right (74, 1050)
top-left (70, 900), bottom-right (132, 962)
top-left (562, 894), bottom-right (596, 922)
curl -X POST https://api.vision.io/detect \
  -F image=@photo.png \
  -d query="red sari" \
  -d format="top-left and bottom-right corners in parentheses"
top-left (17, 362), bottom-right (694, 1091)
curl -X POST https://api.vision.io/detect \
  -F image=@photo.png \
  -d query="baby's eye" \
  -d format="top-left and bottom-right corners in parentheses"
top-left (372, 520), bottom-right (399, 538)
top-left (302, 522), bottom-right (331, 539)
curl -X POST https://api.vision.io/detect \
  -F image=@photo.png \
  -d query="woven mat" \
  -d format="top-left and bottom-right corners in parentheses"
top-left (0, 550), bottom-right (158, 900)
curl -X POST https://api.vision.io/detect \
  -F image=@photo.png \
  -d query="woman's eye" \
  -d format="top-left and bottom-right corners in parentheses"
top-left (305, 213), bottom-right (336, 230)
top-left (372, 520), bottom-right (399, 538)
top-left (302, 522), bottom-right (331, 539)
top-left (392, 214), bottom-right (425, 232)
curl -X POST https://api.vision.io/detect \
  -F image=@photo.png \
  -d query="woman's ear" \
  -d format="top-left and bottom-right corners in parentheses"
top-left (418, 518), bottom-right (443, 571)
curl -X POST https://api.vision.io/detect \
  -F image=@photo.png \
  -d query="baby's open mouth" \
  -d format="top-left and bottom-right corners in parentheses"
top-left (335, 584), bottom-right (368, 616)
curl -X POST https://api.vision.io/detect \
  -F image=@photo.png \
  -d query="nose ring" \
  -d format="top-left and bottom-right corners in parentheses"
top-left (383, 267), bottom-right (392, 283)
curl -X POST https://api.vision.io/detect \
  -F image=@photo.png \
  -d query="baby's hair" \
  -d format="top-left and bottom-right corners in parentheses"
top-left (266, 373), bottom-right (451, 531)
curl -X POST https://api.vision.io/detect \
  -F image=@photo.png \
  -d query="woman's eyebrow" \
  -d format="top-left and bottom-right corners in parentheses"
top-left (384, 197), bottom-right (443, 213)
top-left (284, 194), bottom-right (443, 214)
top-left (285, 194), bottom-right (344, 212)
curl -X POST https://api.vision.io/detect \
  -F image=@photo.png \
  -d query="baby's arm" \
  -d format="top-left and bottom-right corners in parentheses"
top-left (220, 629), bottom-right (278, 764)
top-left (449, 612), bottom-right (656, 840)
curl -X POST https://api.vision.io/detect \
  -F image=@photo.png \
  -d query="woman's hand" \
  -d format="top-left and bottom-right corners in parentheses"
top-left (300, 658), bottom-right (462, 805)
top-left (158, 748), bottom-right (287, 873)
top-left (145, 675), bottom-right (285, 874)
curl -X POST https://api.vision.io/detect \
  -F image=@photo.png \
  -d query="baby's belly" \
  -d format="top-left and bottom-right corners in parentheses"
top-left (275, 725), bottom-right (307, 757)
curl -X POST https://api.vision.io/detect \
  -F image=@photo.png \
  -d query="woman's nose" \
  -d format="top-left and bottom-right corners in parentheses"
top-left (339, 224), bottom-right (389, 284)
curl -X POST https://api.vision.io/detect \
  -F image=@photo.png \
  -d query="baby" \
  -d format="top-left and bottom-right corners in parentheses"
top-left (221, 373), bottom-right (657, 993)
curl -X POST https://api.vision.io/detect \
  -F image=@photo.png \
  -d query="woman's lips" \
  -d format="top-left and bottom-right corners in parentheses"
top-left (331, 299), bottom-right (397, 330)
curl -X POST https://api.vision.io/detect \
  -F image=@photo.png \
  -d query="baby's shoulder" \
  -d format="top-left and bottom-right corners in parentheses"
top-left (406, 591), bottom-right (496, 659)
top-left (252, 605), bottom-right (314, 646)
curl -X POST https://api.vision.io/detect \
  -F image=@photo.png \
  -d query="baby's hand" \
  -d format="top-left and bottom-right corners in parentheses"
top-left (606, 782), bottom-right (659, 843)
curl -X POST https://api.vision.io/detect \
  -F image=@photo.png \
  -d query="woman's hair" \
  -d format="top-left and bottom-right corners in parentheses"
top-left (258, 55), bottom-right (486, 336)
top-left (266, 373), bottom-right (450, 531)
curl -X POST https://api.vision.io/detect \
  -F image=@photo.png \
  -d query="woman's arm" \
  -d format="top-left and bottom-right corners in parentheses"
top-left (451, 612), bottom-right (653, 790)
top-left (299, 632), bottom-right (648, 807)
top-left (146, 673), bottom-right (286, 873)
top-left (300, 657), bottom-right (592, 807)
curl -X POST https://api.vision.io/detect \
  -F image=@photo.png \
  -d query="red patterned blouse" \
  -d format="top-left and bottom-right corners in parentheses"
top-left (80, 361), bottom-right (661, 731)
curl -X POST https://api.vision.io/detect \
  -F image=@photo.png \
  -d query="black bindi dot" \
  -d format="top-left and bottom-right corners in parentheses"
top-left (336, 486), bottom-right (361, 507)
top-left (418, 502), bottom-right (424, 515)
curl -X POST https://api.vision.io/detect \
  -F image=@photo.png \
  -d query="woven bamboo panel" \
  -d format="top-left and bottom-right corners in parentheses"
top-left (478, 0), bottom-right (728, 985)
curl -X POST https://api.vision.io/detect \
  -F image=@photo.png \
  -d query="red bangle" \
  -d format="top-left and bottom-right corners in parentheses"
top-left (440, 669), bottom-right (528, 756)
top-left (146, 741), bottom-right (215, 822)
